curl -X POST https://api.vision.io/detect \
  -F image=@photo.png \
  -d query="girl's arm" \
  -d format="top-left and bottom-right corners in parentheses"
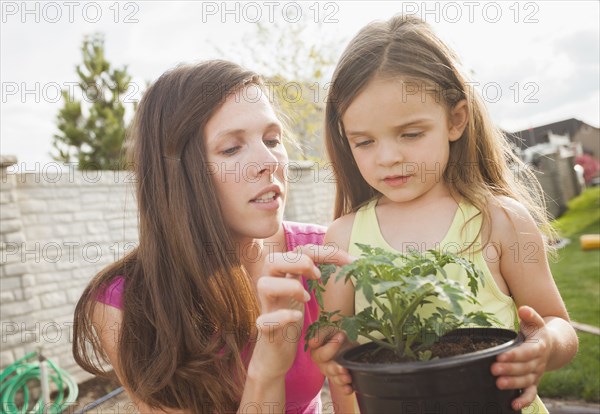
top-left (308, 215), bottom-right (360, 413)
top-left (489, 197), bottom-right (579, 411)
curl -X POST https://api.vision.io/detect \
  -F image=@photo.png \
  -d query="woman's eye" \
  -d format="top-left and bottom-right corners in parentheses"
top-left (264, 137), bottom-right (281, 148)
top-left (222, 146), bottom-right (241, 155)
top-left (402, 132), bottom-right (424, 139)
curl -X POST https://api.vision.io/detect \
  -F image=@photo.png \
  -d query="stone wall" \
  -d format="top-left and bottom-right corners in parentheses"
top-left (0, 157), bottom-right (334, 382)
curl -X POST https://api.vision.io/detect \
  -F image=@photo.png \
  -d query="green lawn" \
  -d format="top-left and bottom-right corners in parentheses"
top-left (538, 187), bottom-right (600, 402)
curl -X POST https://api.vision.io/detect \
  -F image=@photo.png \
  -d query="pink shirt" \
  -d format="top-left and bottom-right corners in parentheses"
top-left (97, 221), bottom-right (326, 414)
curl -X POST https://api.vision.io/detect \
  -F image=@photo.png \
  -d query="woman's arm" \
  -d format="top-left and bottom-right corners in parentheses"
top-left (246, 243), bottom-right (355, 413)
top-left (92, 280), bottom-right (305, 414)
top-left (93, 246), bottom-right (352, 413)
top-left (93, 300), bottom-right (300, 414)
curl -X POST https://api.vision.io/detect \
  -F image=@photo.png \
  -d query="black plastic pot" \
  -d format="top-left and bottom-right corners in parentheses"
top-left (337, 328), bottom-right (524, 414)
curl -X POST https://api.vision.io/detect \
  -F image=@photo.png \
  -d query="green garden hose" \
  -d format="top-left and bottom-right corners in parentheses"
top-left (1, 351), bottom-right (78, 414)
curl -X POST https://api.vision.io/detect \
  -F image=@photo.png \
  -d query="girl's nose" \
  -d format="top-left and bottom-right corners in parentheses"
top-left (376, 141), bottom-right (404, 167)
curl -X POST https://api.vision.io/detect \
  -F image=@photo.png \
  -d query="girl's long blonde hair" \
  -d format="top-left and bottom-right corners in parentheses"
top-left (325, 15), bottom-right (554, 247)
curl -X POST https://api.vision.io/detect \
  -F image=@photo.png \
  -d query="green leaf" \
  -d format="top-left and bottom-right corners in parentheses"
top-left (373, 280), bottom-right (404, 294)
top-left (362, 281), bottom-right (374, 303)
top-left (318, 263), bottom-right (337, 285)
top-left (307, 244), bottom-right (494, 361)
top-left (418, 350), bottom-right (433, 361)
top-left (341, 317), bottom-right (360, 342)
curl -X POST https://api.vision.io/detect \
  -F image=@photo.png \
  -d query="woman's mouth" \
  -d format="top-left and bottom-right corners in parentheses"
top-left (250, 190), bottom-right (282, 211)
top-left (251, 191), bottom-right (278, 203)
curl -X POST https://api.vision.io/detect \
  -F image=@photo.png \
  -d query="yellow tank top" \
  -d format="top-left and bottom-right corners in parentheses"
top-left (348, 197), bottom-right (547, 414)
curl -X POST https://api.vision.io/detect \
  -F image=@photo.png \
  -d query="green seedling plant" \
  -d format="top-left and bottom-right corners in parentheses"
top-left (305, 244), bottom-right (497, 361)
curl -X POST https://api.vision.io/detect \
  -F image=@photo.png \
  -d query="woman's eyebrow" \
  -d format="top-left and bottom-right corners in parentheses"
top-left (264, 122), bottom-right (283, 132)
top-left (215, 128), bottom-right (245, 140)
top-left (215, 123), bottom-right (282, 140)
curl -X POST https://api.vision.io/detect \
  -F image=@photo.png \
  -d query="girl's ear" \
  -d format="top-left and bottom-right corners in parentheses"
top-left (448, 99), bottom-right (468, 142)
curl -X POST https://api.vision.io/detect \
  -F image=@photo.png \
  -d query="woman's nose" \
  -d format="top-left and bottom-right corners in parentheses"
top-left (258, 158), bottom-right (279, 177)
top-left (248, 145), bottom-right (279, 179)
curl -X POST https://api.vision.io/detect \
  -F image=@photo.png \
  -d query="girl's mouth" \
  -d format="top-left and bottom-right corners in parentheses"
top-left (383, 175), bottom-right (411, 187)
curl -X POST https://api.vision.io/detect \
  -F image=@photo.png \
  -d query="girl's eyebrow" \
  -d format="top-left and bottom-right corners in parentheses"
top-left (391, 118), bottom-right (434, 131)
top-left (346, 118), bottom-right (433, 137)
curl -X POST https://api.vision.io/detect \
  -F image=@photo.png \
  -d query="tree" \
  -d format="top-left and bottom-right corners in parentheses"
top-left (52, 33), bottom-right (134, 170)
top-left (214, 19), bottom-right (341, 161)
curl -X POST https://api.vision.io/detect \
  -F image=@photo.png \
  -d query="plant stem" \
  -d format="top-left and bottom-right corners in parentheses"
top-left (385, 290), bottom-right (404, 353)
top-left (373, 266), bottom-right (404, 351)
top-left (361, 333), bottom-right (396, 351)
top-left (396, 284), bottom-right (435, 339)
top-left (372, 295), bottom-right (396, 347)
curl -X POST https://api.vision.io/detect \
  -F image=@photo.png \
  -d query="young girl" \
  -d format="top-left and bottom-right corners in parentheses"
top-left (309, 16), bottom-right (578, 413)
top-left (72, 60), bottom-right (351, 414)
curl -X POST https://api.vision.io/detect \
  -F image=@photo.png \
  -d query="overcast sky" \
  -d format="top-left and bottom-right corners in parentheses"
top-left (1, 1), bottom-right (599, 169)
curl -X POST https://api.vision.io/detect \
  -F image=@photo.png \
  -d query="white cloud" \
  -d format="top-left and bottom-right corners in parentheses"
top-left (2, 1), bottom-right (599, 169)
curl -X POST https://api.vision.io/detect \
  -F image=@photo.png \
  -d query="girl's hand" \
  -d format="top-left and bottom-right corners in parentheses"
top-left (491, 306), bottom-right (552, 411)
top-left (308, 329), bottom-right (354, 395)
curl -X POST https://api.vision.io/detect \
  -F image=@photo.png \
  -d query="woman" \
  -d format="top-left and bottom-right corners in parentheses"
top-left (73, 60), bottom-right (350, 414)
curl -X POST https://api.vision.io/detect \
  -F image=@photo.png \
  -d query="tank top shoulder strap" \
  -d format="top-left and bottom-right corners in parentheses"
top-left (348, 198), bottom-right (384, 257)
top-left (442, 200), bottom-right (483, 249)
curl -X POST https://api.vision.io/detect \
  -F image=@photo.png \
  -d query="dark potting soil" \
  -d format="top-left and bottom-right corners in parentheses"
top-left (352, 336), bottom-right (506, 363)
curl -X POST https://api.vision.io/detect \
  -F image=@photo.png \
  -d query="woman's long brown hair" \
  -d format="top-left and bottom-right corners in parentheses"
top-left (73, 61), bottom-right (263, 413)
top-left (325, 15), bottom-right (555, 247)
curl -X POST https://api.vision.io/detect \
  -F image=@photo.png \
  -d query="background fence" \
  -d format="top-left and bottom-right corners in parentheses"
top-left (0, 156), bottom-right (334, 382)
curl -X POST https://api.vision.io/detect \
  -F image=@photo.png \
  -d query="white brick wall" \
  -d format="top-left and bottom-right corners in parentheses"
top-left (285, 160), bottom-right (336, 226)
top-left (1, 156), bottom-right (139, 382)
top-left (0, 156), bottom-right (334, 383)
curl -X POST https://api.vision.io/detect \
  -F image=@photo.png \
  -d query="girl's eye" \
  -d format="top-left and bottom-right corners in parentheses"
top-left (222, 146), bottom-right (241, 155)
top-left (402, 132), bottom-right (424, 139)
top-left (354, 139), bottom-right (373, 148)
top-left (264, 137), bottom-right (281, 148)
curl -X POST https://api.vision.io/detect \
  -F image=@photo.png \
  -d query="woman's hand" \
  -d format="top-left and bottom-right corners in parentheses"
top-left (249, 244), bottom-right (353, 381)
top-left (491, 306), bottom-right (553, 411)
